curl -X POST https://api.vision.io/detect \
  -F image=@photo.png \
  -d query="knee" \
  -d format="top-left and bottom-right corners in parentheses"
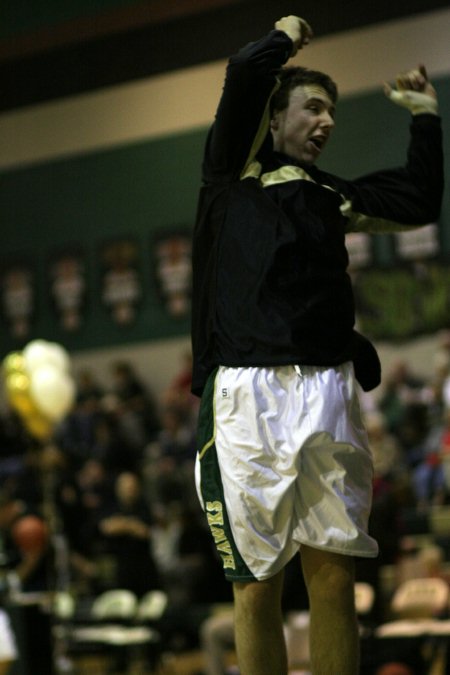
top-left (233, 577), bottom-right (283, 614)
top-left (234, 580), bottom-right (271, 607)
top-left (307, 561), bottom-right (355, 607)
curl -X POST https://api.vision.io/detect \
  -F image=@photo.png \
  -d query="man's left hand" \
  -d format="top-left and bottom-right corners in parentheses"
top-left (384, 65), bottom-right (438, 115)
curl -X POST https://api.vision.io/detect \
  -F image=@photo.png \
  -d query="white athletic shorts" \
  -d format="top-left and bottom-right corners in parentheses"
top-left (195, 363), bottom-right (379, 581)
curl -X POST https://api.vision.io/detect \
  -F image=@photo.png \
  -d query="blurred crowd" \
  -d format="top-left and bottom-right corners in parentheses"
top-left (0, 350), bottom-right (230, 603)
top-left (1, 333), bottom-right (450, 667)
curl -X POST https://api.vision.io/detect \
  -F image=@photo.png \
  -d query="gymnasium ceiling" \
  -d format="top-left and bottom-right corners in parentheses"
top-left (1, 0), bottom-right (449, 112)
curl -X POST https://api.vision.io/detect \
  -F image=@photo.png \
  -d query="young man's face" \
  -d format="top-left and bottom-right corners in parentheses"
top-left (270, 84), bottom-right (336, 165)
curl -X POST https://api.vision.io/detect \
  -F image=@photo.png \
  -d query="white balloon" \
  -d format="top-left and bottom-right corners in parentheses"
top-left (30, 365), bottom-right (76, 422)
top-left (45, 342), bottom-right (70, 372)
top-left (24, 340), bottom-right (70, 374)
top-left (23, 341), bottom-right (49, 372)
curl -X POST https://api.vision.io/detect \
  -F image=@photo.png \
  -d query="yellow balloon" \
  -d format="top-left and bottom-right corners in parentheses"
top-left (5, 372), bottom-right (36, 417)
top-left (23, 413), bottom-right (54, 442)
top-left (2, 352), bottom-right (26, 376)
top-left (3, 350), bottom-right (54, 442)
top-left (6, 372), bottom-right (29, 396)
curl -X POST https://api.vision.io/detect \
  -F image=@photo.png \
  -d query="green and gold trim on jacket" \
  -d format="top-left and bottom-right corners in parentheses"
top-left (241, 158), bottom-right (425, 235)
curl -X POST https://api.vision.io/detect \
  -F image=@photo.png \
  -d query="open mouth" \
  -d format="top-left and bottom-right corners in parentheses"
top-left (309, 136), bottom-right (326, 151)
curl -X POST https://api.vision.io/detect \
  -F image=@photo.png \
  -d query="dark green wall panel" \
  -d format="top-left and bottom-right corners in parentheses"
top-left (2, 130), bottom-right (204, 248)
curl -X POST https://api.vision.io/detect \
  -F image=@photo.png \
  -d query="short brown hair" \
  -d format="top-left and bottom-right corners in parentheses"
top-left (270, 66), bottom-right (338, 115)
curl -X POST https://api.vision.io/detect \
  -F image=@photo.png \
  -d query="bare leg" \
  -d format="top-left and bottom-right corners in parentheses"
top-left (301, 545), bottom-right (359, 675)
top-left (233, 569), bottom-right (287, 675)
top-left (0, 662), bottom-right (14, 675)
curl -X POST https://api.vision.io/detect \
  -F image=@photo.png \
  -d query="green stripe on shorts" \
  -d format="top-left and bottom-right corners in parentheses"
top-left (197, 369), bottom-right (255, 581)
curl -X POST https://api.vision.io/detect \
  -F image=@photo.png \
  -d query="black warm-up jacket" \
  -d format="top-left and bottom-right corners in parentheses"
top-left (191, 29), bottom-right (444, 396)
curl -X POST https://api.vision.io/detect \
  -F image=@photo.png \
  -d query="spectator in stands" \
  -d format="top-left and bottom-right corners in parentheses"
top-left (97, 471), bottom-right (159, 596)
top-left (151, 500), bottom-right (227, 605)
top-left (162, 350), bottom-right (199, 425)
top-left (55, 369), bottom-right (105, 471)
top-left (109, 361), bottom-right (161, 446)
top-left (379, 360), bottom-right (428, 452)
top-left (144, 406), bottom-right (197, 507)
top-left (75, 368), bottom-right (105, 409)
top-left (0, 491), bottom-right (50, 595)
top-left (365, 412), bottom-right (405, 484)
top-left (55, 458), bottom-right (113, 593)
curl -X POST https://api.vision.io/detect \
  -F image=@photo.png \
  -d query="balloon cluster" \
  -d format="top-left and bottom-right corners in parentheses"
top-left (3, 340), bottom-right (76, 442)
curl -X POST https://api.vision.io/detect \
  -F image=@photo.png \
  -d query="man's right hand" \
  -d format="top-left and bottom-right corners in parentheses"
top-left (274, 16), bottom-right (313, 57)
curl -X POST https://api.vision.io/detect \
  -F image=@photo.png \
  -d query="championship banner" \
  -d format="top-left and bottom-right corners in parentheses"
top-left (48, 246), bottom-right (86, 332)
top-left (152, 229), bottom-right (192, 319)
top-left (354, 262), bottom-right (450, 340)
top-left (99, 237), bottom-right (142, 326)
top-left (0, 257), bottom-right (35, 340)
top-left (351, 223), bottom-right (448, 341)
